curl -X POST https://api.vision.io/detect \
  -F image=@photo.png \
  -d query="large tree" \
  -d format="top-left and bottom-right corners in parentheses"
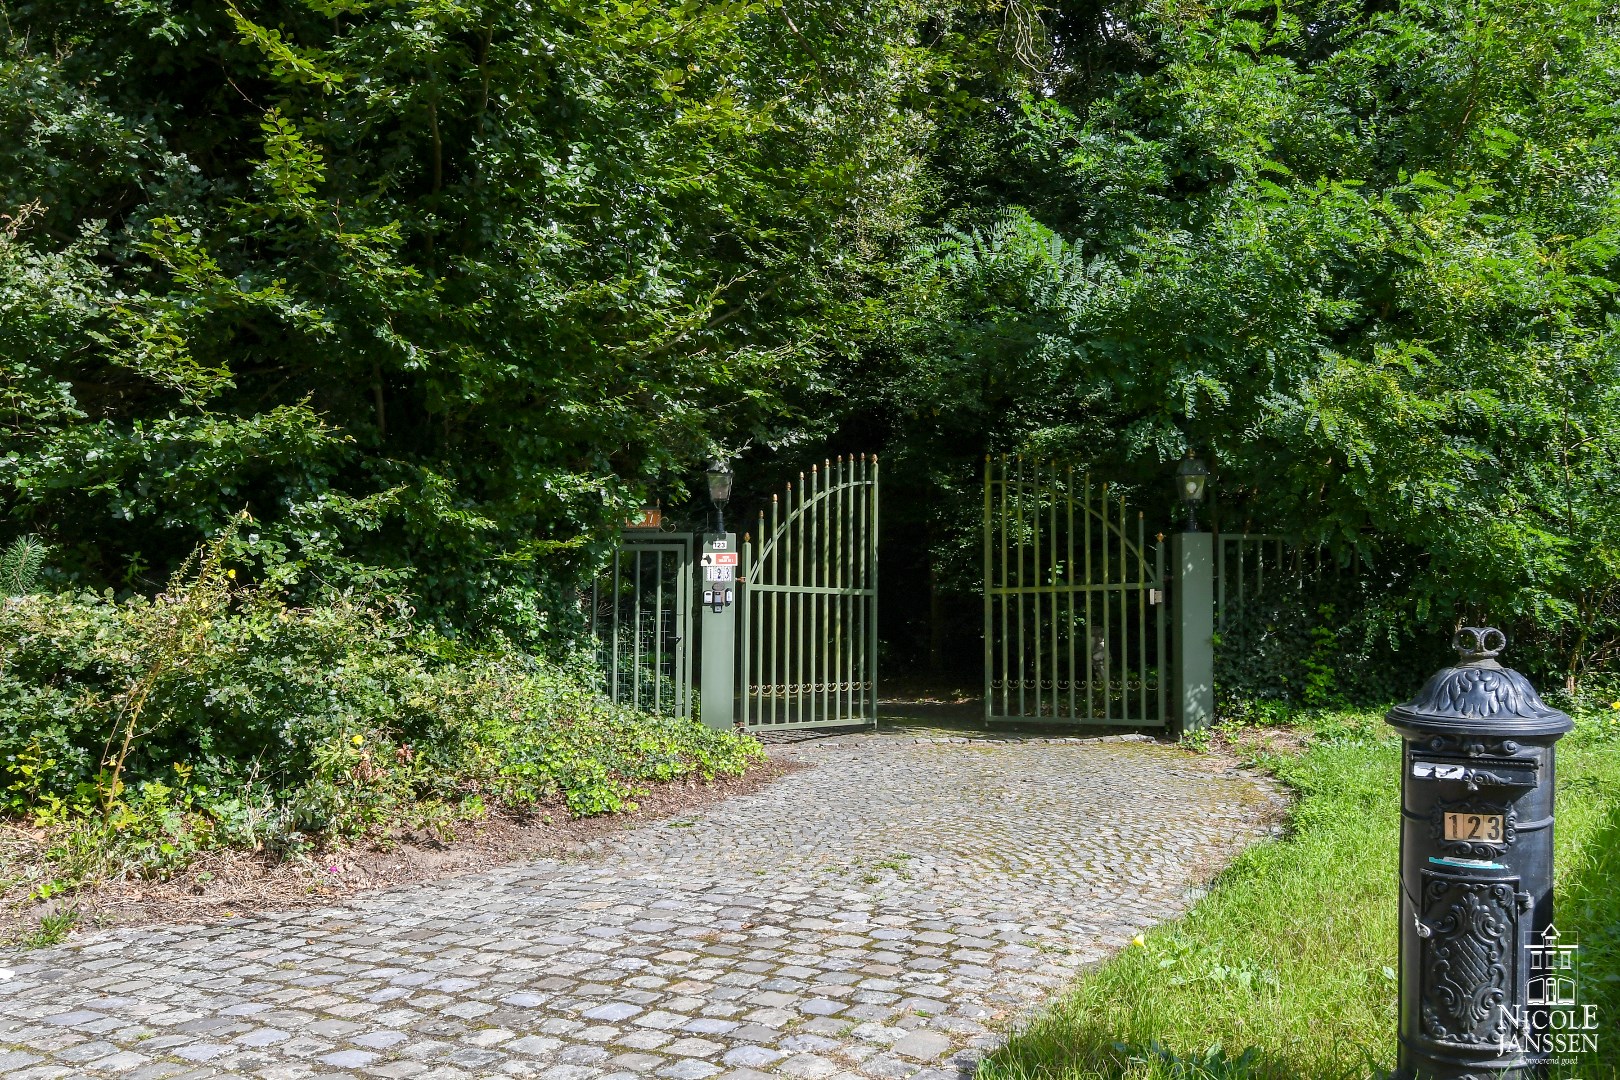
top-left (1, 0), bottom-right (930, 643)
top-left (840, 0), bottom-right (1620, 683)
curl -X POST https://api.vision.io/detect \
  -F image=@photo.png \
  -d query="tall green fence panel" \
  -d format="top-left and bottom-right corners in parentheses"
top-left (1214, 533), bottom-right (1357, 633)
top-left (982, 456), bottom-right (1167, 726)
top-left (586, 534), bottom-right (694, 718)
top-left (1215, 533), bottom-right (1293, 635)
top-left (741, 455), bottom-right (879, 730)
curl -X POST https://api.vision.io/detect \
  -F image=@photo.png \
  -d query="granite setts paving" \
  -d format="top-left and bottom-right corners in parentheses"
top-left (0, 728), bottom-right (1283, 1080)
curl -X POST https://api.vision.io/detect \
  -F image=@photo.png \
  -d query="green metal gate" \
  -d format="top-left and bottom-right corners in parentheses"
top-left (586, 534), bottom-right (694, 718)
top-left (983, 456), bottom-right (1167, 726)
top-left (741, 455), bottom-right (879, 729)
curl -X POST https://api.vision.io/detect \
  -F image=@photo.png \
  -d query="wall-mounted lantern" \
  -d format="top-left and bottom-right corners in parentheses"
top-left (1175, 449), bottom-right (1209, 532)
top-left (706, 458), bottom-right (734, 539)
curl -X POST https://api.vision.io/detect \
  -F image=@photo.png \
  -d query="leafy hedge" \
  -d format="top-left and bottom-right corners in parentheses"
top-left (1, 546), bottom-right (760, 894)
top-left (1, 0), bottom-right (924, 648)
top-left (1213, 578), bottom-right (1450, 718)
top-left (1211, 557), bottom-right (1616, 720)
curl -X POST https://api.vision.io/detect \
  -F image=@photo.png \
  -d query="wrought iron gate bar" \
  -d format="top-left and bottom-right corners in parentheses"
top-left (653, 548), bottom-right (664, 715)
top-left (1103, 485), bottom-right (1113, 722)
top-left (1214, 531), bottom-right (1359, 667)
top-left (610, 553), bottom-right (621, 702)
top-left (1156, 534), bottom-right (1167, 725)
top-left (1082, 469), bottom-right (1092, 717)
top-left (742, 454), bottom-right (878, 729)
top-left (981, 584), bottom-right (1159, 595)
top-left (588, 536), bottom-right (693, 719)
top-left (1066, 465), bottom-right (1077, 721)
top-left (741, 586), bottom-right (874, 595)
top-left (983, 456), bottom-right (1166, 727)
top-left (1138, 510), bottom-right (1149, 723)
top-left (632, 550), bottom-right (642, 707)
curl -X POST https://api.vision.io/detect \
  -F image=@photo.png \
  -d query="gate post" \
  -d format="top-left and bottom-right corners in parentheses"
top-left (1172, 531), bottom-right (1214, 734)
top-left (699, 533), bottom-right (738, 730)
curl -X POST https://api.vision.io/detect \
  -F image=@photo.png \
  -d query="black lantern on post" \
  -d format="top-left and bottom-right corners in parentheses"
top-left (706, 458), bottom-right (734, 538)
top-left (1175, 449), bottom-right (1209, 532)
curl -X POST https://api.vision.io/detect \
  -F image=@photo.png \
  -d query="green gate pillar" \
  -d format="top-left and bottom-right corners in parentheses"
top-left (1173, 531), bottom-right (1214, 734)
top-left (698, 534), bottom-right (738, 730)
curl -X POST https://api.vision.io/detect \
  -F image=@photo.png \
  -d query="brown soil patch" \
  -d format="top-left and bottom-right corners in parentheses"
top-left (1215, 725), bottom-right (1313, 760)
top-left (1172, 745), bottom-right (1294, 884)
top-left (878, 674), bottom-right (982, 707)
top-left (1, 758), bottom-right (798, 944)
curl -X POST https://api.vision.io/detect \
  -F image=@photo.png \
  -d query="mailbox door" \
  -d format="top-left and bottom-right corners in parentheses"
top-left (1418, 872), bottom-right (1523, 1049)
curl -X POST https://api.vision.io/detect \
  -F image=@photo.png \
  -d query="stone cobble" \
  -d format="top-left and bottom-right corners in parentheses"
top-left (0, 730), bottom-right (1282, 1079)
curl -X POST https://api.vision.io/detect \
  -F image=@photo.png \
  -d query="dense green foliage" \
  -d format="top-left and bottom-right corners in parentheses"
top-left (5, 0), bottom-right (1619, 673)
top-left (2, 0), bottom-right (925, 643)
top-left (1212, 575), bottom-right (1448, 715)
top-left (0, 538), bottom-right (760, 899)
top-left (842, 0), bottom-right (1620, 681)
top-left (978, 707), bottom-right (1620, 1079)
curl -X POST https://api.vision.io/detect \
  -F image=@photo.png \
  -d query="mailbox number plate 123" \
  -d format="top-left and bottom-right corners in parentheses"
top-left (1444, 812), bottom-right (1504, 842)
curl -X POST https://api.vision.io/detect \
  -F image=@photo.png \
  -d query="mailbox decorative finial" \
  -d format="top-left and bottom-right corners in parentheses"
top-left (1389, 629), bottom-right (1570, 736)
top-left (1453, 626), bottom-right (1507, 664)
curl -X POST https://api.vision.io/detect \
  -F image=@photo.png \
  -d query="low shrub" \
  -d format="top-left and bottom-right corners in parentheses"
top-left (0, 532), bottom-right (761, 899)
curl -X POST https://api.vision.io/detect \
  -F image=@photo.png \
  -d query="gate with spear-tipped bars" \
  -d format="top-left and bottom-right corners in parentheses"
top-left (741, 455), bottom-right (879, 729)
top-left (982, 456), bottom-right (1168, 726)
top-left (588, 456), bottom-right (879, 730)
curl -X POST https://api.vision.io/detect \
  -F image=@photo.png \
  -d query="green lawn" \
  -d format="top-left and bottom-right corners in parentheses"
top-left (977, 709), bottom-right (1620, 1080)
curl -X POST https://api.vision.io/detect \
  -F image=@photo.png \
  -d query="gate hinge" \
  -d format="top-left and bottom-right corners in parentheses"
top-left (1149, 589), bottom-right (1164, 605)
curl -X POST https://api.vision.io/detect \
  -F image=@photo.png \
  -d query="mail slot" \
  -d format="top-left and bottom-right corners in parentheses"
top-left (1387, 627), bottom-right (1572, 1079)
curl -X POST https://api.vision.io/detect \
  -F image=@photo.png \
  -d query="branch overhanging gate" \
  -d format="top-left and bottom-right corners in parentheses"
top-left (982, 456), bottom-right (1168, 727)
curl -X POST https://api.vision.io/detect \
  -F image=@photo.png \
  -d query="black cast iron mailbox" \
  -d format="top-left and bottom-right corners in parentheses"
top-left (1388, 627), bottom-right (1573, 1079)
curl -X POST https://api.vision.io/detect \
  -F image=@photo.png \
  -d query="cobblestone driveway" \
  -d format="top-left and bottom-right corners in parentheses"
top-left (0, 729), bottom-right (1280, 1080)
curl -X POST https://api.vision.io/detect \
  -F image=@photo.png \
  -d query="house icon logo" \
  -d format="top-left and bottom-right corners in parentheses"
top-left (1498, 925), bottom-right (1601, 1061)
top-left (1527, 925), bottom-right (1578, 1007)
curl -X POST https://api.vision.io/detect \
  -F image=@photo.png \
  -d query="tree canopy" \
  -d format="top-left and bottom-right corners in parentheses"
top-left (3, 0), bottom-right (927, 642)
top-left (840, 0), bottom-right (1620, 680)
top-left (4, 0), bottom-right (1619, 679)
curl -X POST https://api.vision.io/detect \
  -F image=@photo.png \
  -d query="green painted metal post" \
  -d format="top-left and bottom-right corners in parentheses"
top-left (699, 533), bottom-right (737, 730)
top-left (1173, 531), bottom-right (1214, 734)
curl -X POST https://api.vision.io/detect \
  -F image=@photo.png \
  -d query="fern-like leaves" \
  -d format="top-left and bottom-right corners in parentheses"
top-left (2, 535), bottom-right (50, 597)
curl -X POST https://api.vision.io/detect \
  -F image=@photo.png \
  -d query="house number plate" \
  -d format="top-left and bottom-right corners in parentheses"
top-left (1443, 812), bottom-right (1504, 842)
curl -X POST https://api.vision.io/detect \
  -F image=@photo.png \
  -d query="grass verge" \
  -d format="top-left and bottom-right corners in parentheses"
top-left (977, 708), bottom-right (1620, 1080)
